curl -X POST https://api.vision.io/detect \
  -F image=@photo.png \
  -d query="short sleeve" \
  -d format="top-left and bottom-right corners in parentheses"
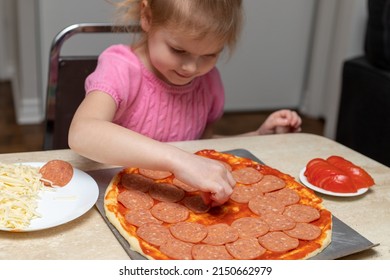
top-left (85, 45), bottom-right (142, 108)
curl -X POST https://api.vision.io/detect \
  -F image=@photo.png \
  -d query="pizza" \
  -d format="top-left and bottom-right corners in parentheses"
top-left (104, 149), bottom-right (332, 260)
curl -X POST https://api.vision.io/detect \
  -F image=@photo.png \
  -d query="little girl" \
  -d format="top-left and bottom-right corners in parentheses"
top-left (69, 0), bottom-right (302, 205)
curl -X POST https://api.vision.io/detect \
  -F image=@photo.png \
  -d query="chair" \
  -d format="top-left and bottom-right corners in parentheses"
top-left (336, 56), bottom-right (390, 167)
top-left (43, 23), bottom-right (140, 150)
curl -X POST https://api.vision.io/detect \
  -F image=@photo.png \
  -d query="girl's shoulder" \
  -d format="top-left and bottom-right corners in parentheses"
top-left (100, 44), bottom-right (141, 67)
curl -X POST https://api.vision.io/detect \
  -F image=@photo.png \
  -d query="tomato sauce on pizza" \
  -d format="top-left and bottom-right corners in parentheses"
top-left (104, 150), bottom-right (332, 260)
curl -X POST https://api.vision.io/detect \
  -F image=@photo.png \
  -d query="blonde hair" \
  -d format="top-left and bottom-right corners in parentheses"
top-left (114, 0), bottom-right (243, 53)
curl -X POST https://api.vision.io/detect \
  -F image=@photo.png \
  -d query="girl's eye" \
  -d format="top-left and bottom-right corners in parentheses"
top-left (205, 53), bottom-right (217, 58)
top-left (171, 47), bottom-right (186, 54)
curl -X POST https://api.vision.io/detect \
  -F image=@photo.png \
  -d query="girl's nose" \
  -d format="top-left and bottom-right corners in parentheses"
top-left (181, 57), bottom-right (198, 74)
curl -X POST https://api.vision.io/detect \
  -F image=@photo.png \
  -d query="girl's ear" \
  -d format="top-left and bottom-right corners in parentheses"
top-left (140, 0), bottom-right (152, 32)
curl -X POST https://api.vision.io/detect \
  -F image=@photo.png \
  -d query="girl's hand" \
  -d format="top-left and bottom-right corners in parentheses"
top-left (171, 153), bottom-right (236, 206)
top-left (257, 109), bottom-right (302, 135)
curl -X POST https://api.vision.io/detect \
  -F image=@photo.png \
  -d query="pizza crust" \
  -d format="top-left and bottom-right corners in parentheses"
top-left (104, 150), bottom-right (332, 260)
top-left (304, 228), bottom-right (332, 259)
top-left (104, 180), bottom-right (156, 260)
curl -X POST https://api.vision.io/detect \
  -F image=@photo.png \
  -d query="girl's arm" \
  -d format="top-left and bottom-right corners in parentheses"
top-left (68, 91), bottom-right (235, 205)
top-left (206, 109), bottom-right (302, 139)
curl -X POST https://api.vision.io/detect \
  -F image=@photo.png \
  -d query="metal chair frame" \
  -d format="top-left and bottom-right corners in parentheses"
top-left (43, 23), bottom-right (140, 150)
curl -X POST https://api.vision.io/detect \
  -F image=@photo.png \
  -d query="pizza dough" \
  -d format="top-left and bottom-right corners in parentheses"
top-left (104, 150), bottom-right (332, 260)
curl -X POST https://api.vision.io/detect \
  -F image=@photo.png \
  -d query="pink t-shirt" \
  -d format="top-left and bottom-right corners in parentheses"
top-left (85, 44), bottom-right (225, 142)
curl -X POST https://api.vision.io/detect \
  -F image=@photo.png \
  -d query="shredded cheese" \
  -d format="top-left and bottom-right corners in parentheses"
top-left (0, 162), bottom-right (49, 230)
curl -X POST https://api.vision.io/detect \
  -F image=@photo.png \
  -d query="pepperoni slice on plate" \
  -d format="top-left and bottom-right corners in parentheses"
top-left (39, 160), bottom-right (73, 187)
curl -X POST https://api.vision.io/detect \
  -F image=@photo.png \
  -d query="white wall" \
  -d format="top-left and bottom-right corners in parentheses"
top-left (218, 0), bottom-right (315, 111)
top-left (324, 0), bottom-right (366, 139)
top-left (299, 0), bottom-right (367, 139)
top-left (0, 0), bottom-right (16, 80)
top-left (346, 0), bottom-right (367, 57)
top-left (0, 0), bottom-right (8, 80)
top-left (13, 0), bottom-right (42, 124)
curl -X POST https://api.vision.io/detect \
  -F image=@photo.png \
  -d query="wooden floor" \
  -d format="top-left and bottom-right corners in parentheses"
top-left (0, 80), bottom-right (324, 153)
top-left (0, 81), bottom-right (45, 153)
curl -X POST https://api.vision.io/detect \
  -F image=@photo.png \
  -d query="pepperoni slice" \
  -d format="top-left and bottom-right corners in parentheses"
top-left (202, 223), bottom-right (239, 245)
top-left (261, 212), bottom-right (296, 231)
top-left (136, 223), bottom-right (172, 247)
top-left (225, 238), bottom-right (266, 259)
top-left (284, 223), bottom-right (322, 240)
top-left (125, 209), bottom-right (162, 227)
top-left (149, 183), bottom-right (185, 202)
top-left (283, 204), bottom-right (320, 223)
top-left (117, 190), bottom-right (154, 210)
top-left (138, 168), bottom-right (172, 180)
top-left (248, 195), bottom-right (285, 216)
top-left (182, 195), bottom-right (210, 213)
top-left (230, 185), bottom-right (263, 203)
top-left (192, 244), bottom-right (233, 260)
top-left (231, 217), bottom-right (269, 238)
top-left (150, 202), bottom-right (189, 223)
top-left (252, 175), bottom-right (286, 193)
top-left (258, 231), bottom-right (299, 253)
top-left (160, 237), bottom-right (194, 260)
top-left (172, 178), bottom-right (198, 192)
top-left (232, 167), bottom-right (263, 184)
top-left (265, 188), bottom-right (300, 206)
top-left (120, 173), bottom-right (154, 192)
top-left (169, 222), bottom-right (208, 243)
top-left (39, 160), bottom-right (73, 187)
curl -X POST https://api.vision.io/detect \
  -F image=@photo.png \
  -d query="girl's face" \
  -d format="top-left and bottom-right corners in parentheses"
top-left (143, 27), bottom-right (224, 86)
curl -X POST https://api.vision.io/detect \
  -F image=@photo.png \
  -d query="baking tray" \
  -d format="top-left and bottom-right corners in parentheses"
top-left (90, 149), bottom-right (378, 260)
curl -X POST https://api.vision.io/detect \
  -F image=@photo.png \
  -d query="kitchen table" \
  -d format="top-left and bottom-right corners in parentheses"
top-left (1, 133), bottom-right (389, 259)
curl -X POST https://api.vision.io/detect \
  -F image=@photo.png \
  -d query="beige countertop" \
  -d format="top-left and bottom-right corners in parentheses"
top-left (1, 133), bottom-right (389, 260)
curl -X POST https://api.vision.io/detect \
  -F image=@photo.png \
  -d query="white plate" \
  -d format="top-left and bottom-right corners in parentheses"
top-left (299, 167), bottom-right (368, 197)
top-left (0, 162), bottom-right (99, 232)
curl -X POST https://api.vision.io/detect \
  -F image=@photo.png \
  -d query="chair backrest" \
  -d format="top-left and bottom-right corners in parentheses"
top-left (43, 23), bottom-right (140, 150)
